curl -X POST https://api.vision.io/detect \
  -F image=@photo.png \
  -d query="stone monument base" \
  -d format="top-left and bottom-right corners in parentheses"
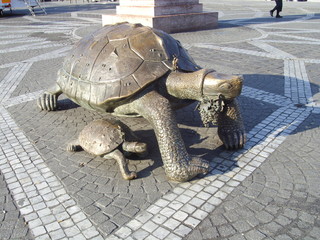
top-left (102, 12), bottom-right (218, 33)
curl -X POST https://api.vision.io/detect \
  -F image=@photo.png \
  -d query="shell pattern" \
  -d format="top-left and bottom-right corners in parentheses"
top-left (78, 119), bottom-right (124, 156)
top-left (57, 23), bottom-right (200, 112)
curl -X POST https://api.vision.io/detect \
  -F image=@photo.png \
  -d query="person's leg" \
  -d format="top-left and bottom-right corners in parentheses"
top-left (275, 0), bottom-right (283, 18)
top-left (270, 4), bottom-right (277, 17)
top-left (276, 9), bottom-right (282, 18)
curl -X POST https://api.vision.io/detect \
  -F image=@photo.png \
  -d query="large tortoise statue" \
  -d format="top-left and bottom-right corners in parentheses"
top-left (67, 119), bottom-right (147, 180)
top-left (38, 23), bottom-right (246, 182)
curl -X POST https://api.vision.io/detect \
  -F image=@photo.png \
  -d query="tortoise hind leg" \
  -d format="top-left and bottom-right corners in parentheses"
top-left (37, 84), bottom-right (62, 111)
top-left (67, 140), bottom-right (83, 152)
top-left (105, 149), bottom-right (137, 180)
top-left (217, 99), bottom-right (246, 149)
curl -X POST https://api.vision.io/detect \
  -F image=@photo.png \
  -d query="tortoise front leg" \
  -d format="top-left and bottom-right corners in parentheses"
top-left (129, 91), bottom-right (209, 182)
top-left (105, 149), bottom-right (137, 180)
top-left (37, 84), bottom-right (62, 111)
top-left (217, 99), bottom-right (246, 149)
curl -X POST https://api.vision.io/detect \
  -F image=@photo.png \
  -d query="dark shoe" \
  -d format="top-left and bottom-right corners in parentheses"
top-left (276, 15), bottom-right (283, 18)
top-left (270, 10), bottom-right (273, 17)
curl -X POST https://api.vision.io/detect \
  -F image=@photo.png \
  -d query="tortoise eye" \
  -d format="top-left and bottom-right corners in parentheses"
top-left (220, 83), bottom-right (232, 90)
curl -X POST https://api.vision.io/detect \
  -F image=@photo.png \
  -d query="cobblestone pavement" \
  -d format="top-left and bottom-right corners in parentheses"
top-left (0, 0), bottom-right (319, 239)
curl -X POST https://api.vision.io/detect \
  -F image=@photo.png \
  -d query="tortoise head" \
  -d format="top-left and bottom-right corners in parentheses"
top-left (166, 69), bottom-right (242, 102)
top-left (198, 71), bottom-right (243, 127)
top-left (202, 71), bottom-right (243, 101)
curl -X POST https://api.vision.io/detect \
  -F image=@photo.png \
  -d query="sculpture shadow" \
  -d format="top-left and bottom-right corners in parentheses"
top-left (43, 2), bottom-right (117, 15)
top-left (218, 13), bottom-right (320, 29)
top-left (49, 72), bottom-right (320, 180)
top-left (174, 73), bottom-right (320, 134)
top-left (171, 72), bottom-right (319, 178)
top-left (0, 1), bottom-right (117, 18)
top-left (125, 128), bottom-right (161, 178)
top-left (56, 98), bottom-right (80, 111)
top-left (131, 125), bottom-right (235, 179)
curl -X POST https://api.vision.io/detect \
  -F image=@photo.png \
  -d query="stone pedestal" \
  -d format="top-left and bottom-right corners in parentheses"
top-left (102, 0), bottom-right (218, 33)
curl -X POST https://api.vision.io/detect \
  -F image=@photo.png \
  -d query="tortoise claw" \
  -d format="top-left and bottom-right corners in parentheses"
top-left (37, 92), bottom-right (57, 111)
top-left (217, 99), bottom-right (246, 150)
top-left (219, 128), bottom-right (246, 150)
top-left (189, 157), bottom-right (210, 174)
top-left (123, 171), bottom-right (137, 180)
top-left (67, 143), bottom-right (82, 152)
top-left (167, 157), bottom-right (210, 182)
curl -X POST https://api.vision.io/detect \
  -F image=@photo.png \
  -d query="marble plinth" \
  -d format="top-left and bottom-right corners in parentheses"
top-left (102, 12), bottom-right (218, 33)
top-left (102, 0), bottom-right (218, 33)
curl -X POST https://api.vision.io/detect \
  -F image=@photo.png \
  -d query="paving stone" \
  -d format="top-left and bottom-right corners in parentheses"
top-left (275, 234), bottom-right (293, 240)
top-left (232, 220), bottom-right (252, 233)
top-left (256, 210), bottom-right (275, 224)
top-left (175, 224), bottom-right (192, 237)
top-left (1, 2), bottom-right (320, 240)
top-left (49, 228), bottom-right (66, 240)
top-left (152, 227), bottom-right (170, 239)
top-left (98, 221), bottom-right (117, 235)
top-left (245, 229), bottom-right (267, 240)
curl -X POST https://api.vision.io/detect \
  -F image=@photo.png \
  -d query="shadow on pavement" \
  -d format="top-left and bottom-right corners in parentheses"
top-left (218, 13), bottom-right (320, 28)
top-left (0, 1), bottom-right (117, 18)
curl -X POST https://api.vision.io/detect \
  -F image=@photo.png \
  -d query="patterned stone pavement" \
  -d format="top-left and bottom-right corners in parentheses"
top-left (0, 0), bottom-right (319, 239)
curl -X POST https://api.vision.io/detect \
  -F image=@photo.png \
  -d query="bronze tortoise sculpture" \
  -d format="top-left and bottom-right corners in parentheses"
top-left (67, 119), bottom-right (147, 180)
top-left (38, 23), bottom-right (245, 182)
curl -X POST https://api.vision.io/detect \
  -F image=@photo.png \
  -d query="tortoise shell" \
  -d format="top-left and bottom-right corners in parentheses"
top-left (78, 119), bottom-right (124, 156)
top-left (57, 23), bottom-right (200, 112)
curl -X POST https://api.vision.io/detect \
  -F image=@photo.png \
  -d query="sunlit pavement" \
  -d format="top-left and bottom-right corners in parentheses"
top-left (0, 1), bottom-right (320, 239)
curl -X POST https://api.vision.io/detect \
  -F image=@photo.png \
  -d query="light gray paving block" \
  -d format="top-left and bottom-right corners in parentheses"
top-left (132, 228), bottom-right (149, 239)
top-left (115, 226), bottom-right (132, 238)
top-left (147, 205), bottom-right (162, 215)
top-left (163, 218), bottom-right (180, 230)
top-left (192, 209), bottom-right (209, 220)
top-left (2, 3), bottom-right (320, 240)
top-left (65, 225), bottom-right (81, 237)
top-left (45, 221), bottom-right (61, 233)
top-left (152, 227), bottom-right (170, 239)
top-left (174, 224), bottom-right (192, 237)
top-left (142, 220), bottom-right (159, 233)
top-left (82, 226), bottom-right (100, 238)
top-left (32, 225), bottom-right (47, 237)
top-left (126, 219), bottom-right (144, 231)
top-left (168, 201), bottom-right (184, 210)
top-left (160, 207), bottom-right (176, 218)
top-left (151, 214), bottom-right (167, 225)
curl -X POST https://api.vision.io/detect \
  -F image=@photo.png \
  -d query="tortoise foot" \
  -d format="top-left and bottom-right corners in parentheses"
top-left (188, 157), bottom-right (210, 175)
top-left (219, 128), bottom-right (246, 150)
top-left (67, 143), bottom-right (82, 152)
top-left (37, 92), bottom-right (58, 111)
top-left (123, 171), bottom-right (137, 180)
top-left (167, 157), bottom-right (210, 182)
top-left (217, 99), bottom-right (246, 150)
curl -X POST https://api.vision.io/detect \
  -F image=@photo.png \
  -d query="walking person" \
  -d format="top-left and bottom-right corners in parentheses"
top-left (270, 0), bottom-right (283, 18)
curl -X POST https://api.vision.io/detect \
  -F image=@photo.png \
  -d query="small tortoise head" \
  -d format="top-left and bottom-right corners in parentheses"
top-left (202, 72), bottom-right (243, 100)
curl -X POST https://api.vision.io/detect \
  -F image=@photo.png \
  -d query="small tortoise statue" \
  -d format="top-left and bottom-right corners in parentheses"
top-left (38, 23), bottom-right (246, 182)
top-left (67, 119), bottom-right (147, 180)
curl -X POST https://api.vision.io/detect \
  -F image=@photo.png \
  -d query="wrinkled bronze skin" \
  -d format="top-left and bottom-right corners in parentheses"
top-left (38, 23), bottom-right (246, 182)
top-left (67, 119), bottom-right (147, 180)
